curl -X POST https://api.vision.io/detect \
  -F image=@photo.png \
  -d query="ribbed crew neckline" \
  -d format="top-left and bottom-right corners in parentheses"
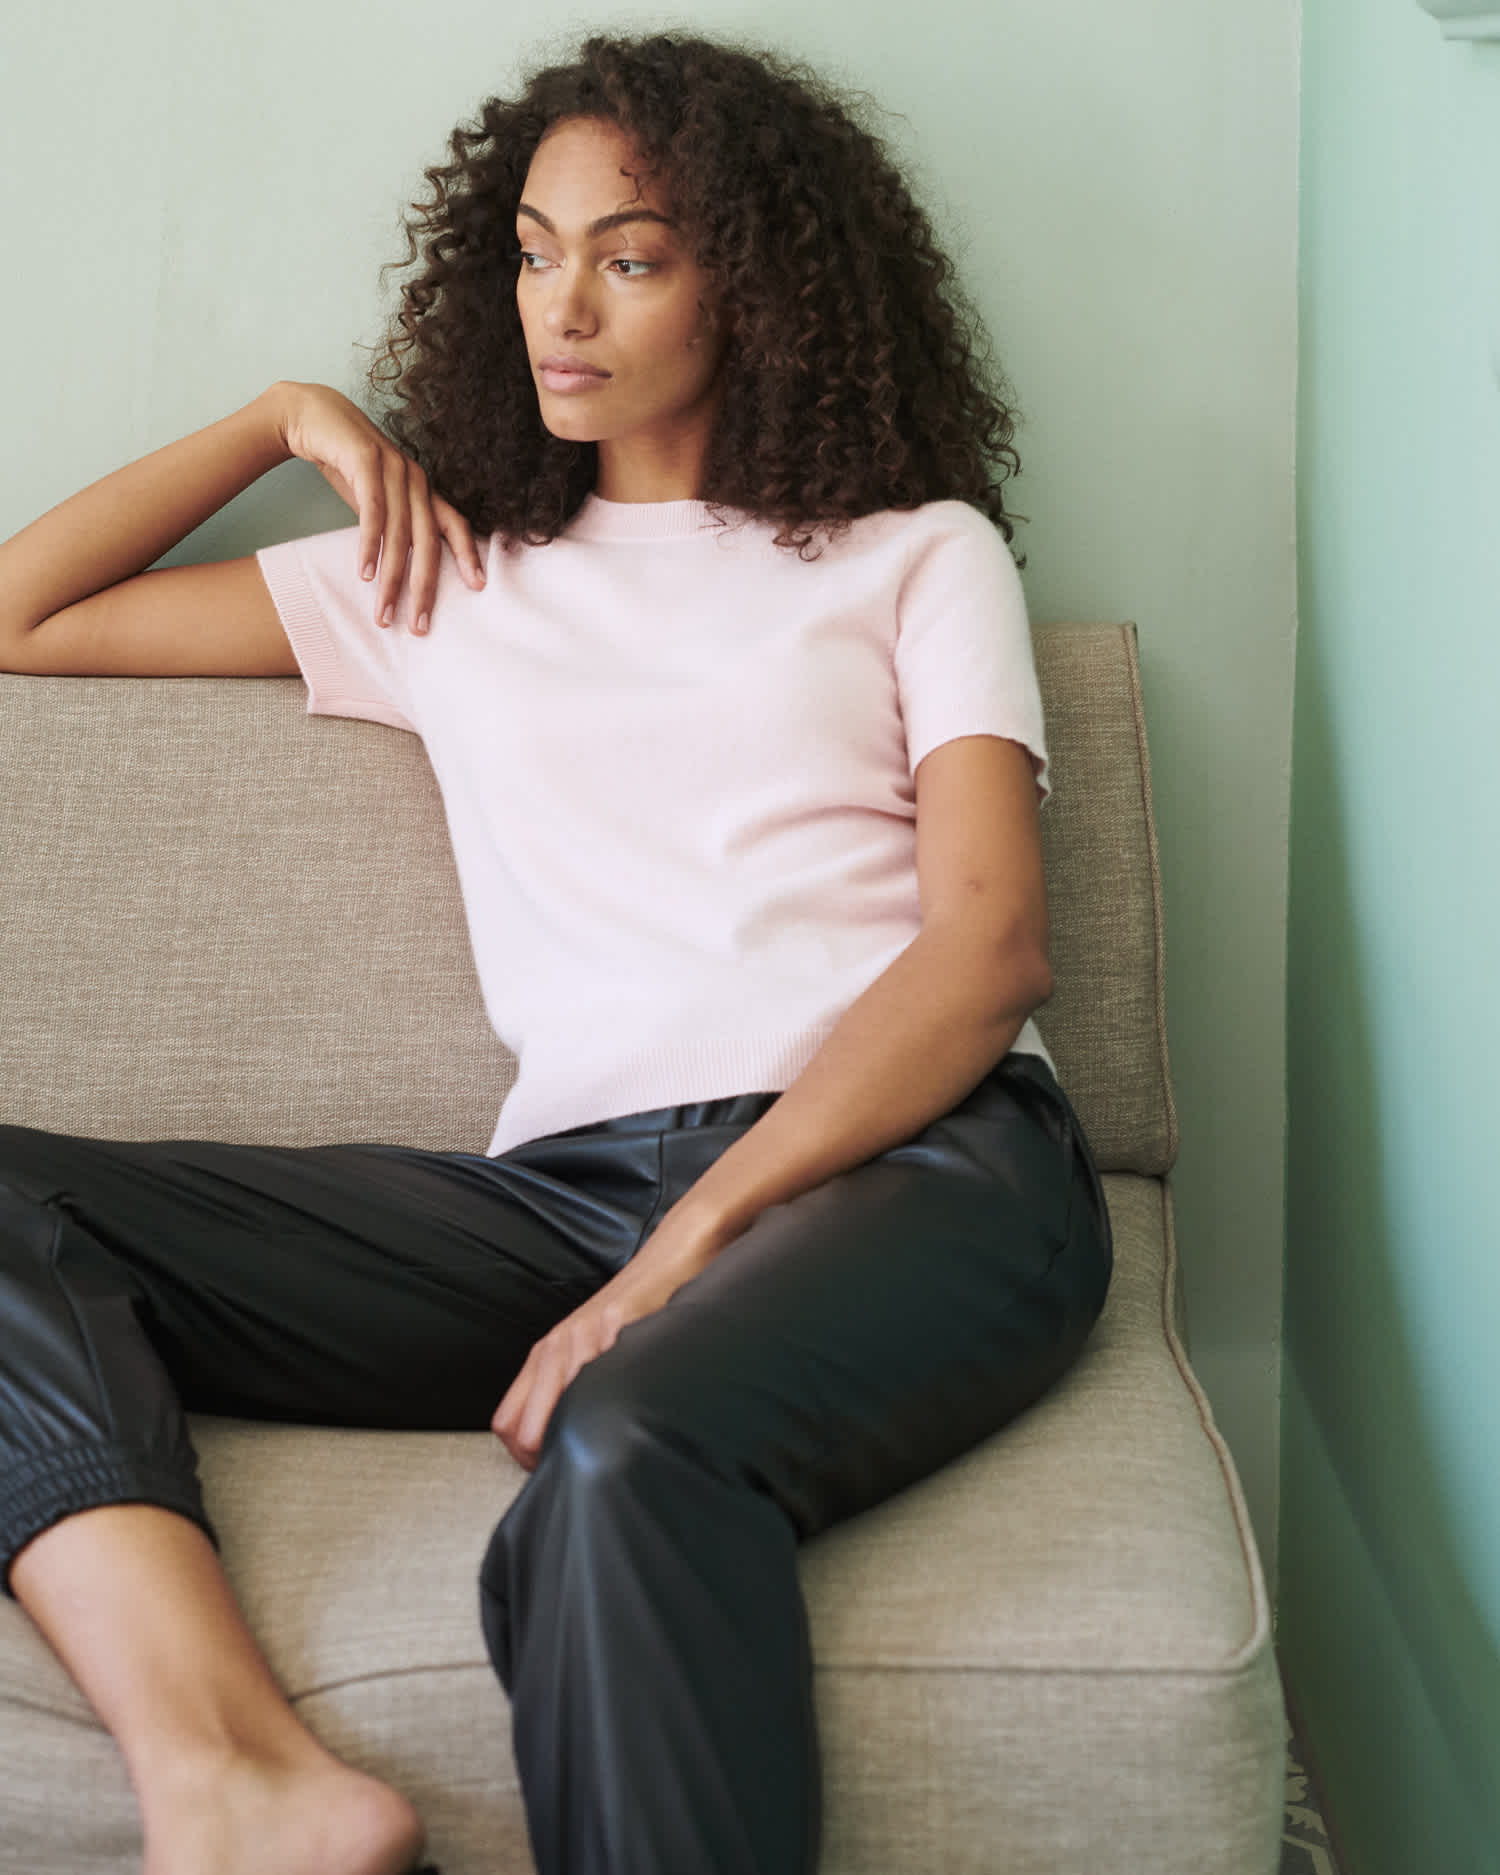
top-left (565, 494), bottom-right (727, 542)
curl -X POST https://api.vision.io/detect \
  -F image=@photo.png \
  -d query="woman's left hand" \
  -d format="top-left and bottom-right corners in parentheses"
top-left (491, 1211), bottom-right (723, 1470)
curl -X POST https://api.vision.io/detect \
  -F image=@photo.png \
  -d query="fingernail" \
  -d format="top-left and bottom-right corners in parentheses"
top-left (416, 613), bottom-right (430, 635)
top-left (382, 604), bottom-right (395, 626)
top-left (362, 562), bottom-right (376, 582)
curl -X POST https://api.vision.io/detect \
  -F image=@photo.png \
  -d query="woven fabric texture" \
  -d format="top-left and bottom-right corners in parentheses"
top-left (0, 675), bottom-right (510, 1153)
top-left (0, 622), bottom-right (1172, 1170)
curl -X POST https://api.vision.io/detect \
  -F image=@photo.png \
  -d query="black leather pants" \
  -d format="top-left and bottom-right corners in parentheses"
top-left (0, 1053), bottom-right (1110, 1875)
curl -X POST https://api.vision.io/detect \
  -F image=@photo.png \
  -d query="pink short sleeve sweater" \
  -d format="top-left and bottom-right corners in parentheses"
top-left (257, 494), bottom-right (1052, 1154)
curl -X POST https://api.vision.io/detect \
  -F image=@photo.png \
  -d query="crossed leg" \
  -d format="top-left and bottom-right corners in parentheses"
top-left (484, 1060), bottom-right (1112, 1875)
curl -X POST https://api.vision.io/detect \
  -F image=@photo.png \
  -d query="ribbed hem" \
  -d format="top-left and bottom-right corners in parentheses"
top-left (1, 1441), bottom-right (214, 1595)
top-left (563, 494), bottom-right (744, 543)
top-left (488, 1027), bottom-right (836, 1155)
top-left (487, 1022), bottom-right (1055, 1155)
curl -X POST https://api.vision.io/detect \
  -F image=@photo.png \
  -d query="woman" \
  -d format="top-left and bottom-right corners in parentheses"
top-left (0, 31), bottom-right (1111, 1875)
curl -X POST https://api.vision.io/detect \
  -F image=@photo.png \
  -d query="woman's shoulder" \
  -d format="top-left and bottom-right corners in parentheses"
top-left (806, 502), bottom-right (1020, 603)
top-left (830, 498), bottom-right (1014, 560)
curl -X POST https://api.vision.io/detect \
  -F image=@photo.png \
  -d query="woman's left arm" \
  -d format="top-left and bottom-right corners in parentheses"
top-left (493, 732), bottom-right (1051, 1466)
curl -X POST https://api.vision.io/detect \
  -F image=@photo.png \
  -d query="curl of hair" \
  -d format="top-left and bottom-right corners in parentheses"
top-left (369, 32), bottom-right (1024, 558)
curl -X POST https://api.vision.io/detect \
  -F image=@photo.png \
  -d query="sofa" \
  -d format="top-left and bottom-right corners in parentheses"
top-left (0, 620), bottom-right (1285, 1873)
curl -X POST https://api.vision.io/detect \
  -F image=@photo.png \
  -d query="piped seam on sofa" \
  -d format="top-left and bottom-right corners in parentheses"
top-left (274, 1649), bottom-right (1278, 1701)
top-left (810, 1657), bottom-right (1275, 1679)
top-left (0, 1692), bottom-right (114, 1730)
top-left (1118, 621), bottom-right (1180, 1171)
top-left (1157, 1178), bottom-right (1272, 1673)
top-left (287, 1658), bottom-right (500, 1704)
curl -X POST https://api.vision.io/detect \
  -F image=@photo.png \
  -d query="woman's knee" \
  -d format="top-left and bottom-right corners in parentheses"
top-left (541, 1334), bottom-right (721, 1494)
top-left (490, 1325), bottom-right (762, 1583)
top-left (478, 1348), bottom-right (722, 1688)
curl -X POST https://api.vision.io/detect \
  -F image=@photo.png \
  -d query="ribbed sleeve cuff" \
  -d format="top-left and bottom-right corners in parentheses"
top-left (255, 542), bottom-right (414, 731)
top-left (255, 542), bottom-right (348, 714)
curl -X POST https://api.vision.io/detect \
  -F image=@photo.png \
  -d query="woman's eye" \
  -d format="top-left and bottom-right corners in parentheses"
top-left (610, 258), bottom-right (655, 277)
top-left (518, 250), bottom-right (552, 272)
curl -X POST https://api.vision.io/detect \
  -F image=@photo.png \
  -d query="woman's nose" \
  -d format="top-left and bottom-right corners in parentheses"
top-left (545, 266), bottom-right (597, 339)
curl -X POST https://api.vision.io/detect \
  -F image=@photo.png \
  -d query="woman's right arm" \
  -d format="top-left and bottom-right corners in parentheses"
top-left (0, 382), bottom-right (484, 677)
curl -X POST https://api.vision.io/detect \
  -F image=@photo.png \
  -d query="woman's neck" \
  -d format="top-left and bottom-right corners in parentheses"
top-left (593, 421), bottom-right (713, 505)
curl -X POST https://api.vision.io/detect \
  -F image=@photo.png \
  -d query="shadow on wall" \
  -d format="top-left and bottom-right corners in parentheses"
top-left (1281, 640), bottom-right (1500, 1875)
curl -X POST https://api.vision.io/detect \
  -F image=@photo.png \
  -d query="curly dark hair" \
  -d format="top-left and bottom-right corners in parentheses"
top-left (370, 31), bottom-right (1023, 557)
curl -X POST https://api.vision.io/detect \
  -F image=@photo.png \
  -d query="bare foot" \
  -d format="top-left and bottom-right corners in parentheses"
top-left (140, 1741), bottom-right (426, 1875)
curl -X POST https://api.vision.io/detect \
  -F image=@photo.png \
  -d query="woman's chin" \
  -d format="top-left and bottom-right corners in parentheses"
top-left (536, 401), bottom-right (608, 445)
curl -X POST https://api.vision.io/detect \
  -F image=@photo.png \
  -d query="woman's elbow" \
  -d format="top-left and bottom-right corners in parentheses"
top-left (991, 930), bottom-right (1053, 1023)
top-left (925, 903), bottom-right (1052, 1023)
top-left (1014, 949), bottom-right (1054, 1019)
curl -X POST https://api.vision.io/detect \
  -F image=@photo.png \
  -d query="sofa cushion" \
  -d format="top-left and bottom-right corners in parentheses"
top-left (0, 621), bottom-right (1173, 1174)
top-left (0, 1173), bottom-right (1279, 1874)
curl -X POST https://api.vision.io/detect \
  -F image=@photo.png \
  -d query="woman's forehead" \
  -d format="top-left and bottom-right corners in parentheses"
top-left (520, 117), bottom-right (669, 226)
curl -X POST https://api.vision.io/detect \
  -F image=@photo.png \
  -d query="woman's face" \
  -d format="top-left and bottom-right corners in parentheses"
top-left (515, 116), bottom-right (727, 502)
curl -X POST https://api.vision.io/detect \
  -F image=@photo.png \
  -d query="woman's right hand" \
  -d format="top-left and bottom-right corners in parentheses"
top-left (271, 381), bottom-right (486, 635)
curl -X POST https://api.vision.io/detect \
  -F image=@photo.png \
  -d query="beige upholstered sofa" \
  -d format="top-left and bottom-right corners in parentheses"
top-left (0, 622), bottom-right (1284, 1873)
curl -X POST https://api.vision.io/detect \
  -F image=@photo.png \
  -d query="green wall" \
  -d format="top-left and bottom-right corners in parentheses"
top-left (1284, 1), bottom-right (1500, 1869)
top-left (1, 2), bottom-right (1300, 1560)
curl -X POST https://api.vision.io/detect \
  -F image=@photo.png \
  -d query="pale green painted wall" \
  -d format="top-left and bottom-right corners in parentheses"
top-left (1284, 0), bottom-right (1500, 1869)
top-left (1, 3), bottom-right (1299, 1558)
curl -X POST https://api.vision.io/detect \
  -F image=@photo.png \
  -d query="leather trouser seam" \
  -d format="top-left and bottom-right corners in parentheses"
top-left (632, 1127), bottom-right (670, 1255)
top-left (43, 1199), bottom-right (124, 1449)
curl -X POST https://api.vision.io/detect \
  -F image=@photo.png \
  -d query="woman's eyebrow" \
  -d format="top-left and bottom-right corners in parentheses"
top-left (516, 204), bottom-right (676, 237)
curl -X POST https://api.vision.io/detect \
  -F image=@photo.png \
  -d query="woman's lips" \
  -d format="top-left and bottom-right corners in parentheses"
top-left (537, 357), bottom-right (611, 394)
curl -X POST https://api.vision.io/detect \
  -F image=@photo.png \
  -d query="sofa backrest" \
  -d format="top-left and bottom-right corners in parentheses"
top-left (0, 622), bottom-right (1175, 1173)
top-left (1035, 623), bottom-right (1177, 1174)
